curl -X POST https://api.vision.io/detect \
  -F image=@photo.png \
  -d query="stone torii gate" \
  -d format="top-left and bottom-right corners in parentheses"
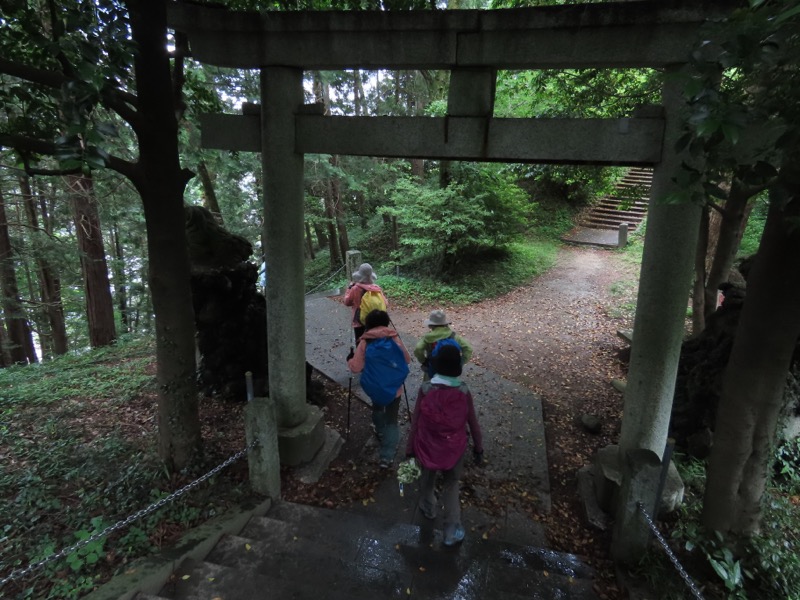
top-left (168, 0), bottom-right (732, 560)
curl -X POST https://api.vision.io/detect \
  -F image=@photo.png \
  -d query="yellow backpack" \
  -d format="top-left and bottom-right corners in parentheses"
top-left (359, 290), bottom-right (387, 324)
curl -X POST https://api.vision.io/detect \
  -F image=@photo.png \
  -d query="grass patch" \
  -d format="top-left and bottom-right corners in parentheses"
top-left (309, 237), bottom-right (559, 307)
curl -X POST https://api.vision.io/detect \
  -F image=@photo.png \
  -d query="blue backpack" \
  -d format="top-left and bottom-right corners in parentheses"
top-left (361, 337), bottom-right (410, 406)
top-left (427, 335), bottom-right (462, 378)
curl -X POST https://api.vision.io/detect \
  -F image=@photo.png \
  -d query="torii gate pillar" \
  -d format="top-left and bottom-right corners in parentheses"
top-left (261, 67), bottom-right (324, 465)
top-left (611, 68), bottom-right (703, 562)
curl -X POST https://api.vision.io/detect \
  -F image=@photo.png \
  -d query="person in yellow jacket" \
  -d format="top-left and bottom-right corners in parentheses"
top-left (413, 309), bottom-right (473, 380)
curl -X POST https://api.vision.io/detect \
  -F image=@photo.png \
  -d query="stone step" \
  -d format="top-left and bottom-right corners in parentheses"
top-left (619, 174), bottom-right (652, 182)
top-left (583, 216), bottom-right (640, 228)
top-left (208, 533), bottom-right (413, 598)
top-left (252, 501), bottom-right (420, 543)
top-left (591, 207), bottom-right (646, 219)
top-left (158, 557), bottom-right (359, 600)
top-left (186, 501), bottom-right (599, 599)
top-left (603, 197), bottom-right (648, 207)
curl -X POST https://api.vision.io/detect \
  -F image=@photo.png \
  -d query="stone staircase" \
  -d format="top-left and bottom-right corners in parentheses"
top-left (135, 501), bottom-right (598, 600)
top-left (579, 167), bottom-right (652, 232)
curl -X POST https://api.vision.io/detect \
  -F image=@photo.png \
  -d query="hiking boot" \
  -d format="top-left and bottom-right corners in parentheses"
top-left (379, 459), bottom-right (392, 470)
top-left (419, 500), bottom-right (437, 520)
top-left (443, 525), bottom-right (465, 547)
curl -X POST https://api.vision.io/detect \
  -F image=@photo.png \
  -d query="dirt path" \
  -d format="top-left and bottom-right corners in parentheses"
top-left (388, 245), bottom-right (638, 571)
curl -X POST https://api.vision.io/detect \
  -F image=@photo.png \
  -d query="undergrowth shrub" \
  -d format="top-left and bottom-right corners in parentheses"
top-left (636, 454), bottom-right (800, 599)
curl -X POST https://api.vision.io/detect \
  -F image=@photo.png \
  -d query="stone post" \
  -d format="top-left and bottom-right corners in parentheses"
top-left (245, 397), bottom-right (281, 499)
top-left (346, 250), bottom-right (362, 283)
top-left (611, 68), bottom-right (702, 560)
top-left (611, 448), bottom-right (662, 563)
top-left (261, 67), bottom-right (324, 465)
top-left (617, 222), bottom-right (629, 248)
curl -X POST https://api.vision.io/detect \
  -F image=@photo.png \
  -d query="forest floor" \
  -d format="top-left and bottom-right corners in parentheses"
top-left (1, 244), bottom-right (642, 599)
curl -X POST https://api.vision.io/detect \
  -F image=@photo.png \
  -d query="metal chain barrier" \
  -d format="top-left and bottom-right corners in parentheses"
top-left (0, 442), bottom-right (256, 588)
top-left (305, 263), bottom-right (345, 296)
top-left (637, 502), bottom-right (705, 600)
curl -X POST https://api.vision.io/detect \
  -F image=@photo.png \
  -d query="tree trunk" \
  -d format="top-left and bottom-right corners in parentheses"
top-left (20, 176), bottom-right (68, 355)
top-left (692, 205), bottom-right (709, 335)
top-left (410, 158), bottom-right (425, 180)
top-left (128, 0), bottom-right (200, 471)
top-left (330, 155), bottom-right (350, 261)
top-left (305, 221), bottom-right (316, 260)
top-left (324, 180), bottom-right (342, 268)
top-left (110, 220), bottom-right (130, 333)
top-left (313, 223), bottom-right (328, 249)
top-left (702, 183), bottom-right (800, 536)
top-left (352, 69), bottom-right (364, 116)
top-left (66, 173), bottom-right (117, 348)
top-left (703, 179), bottom-right (758, 324)
top-left (356, 190), bottom-right (368, 229)
top-left (439, 160), bottom-right (452, 189)
top-left (0, 187), bottom-right (37, 364)
top-left (0, 318), bottom-right (10, 367)
top-left (197, 160), bottom-right (223, 222)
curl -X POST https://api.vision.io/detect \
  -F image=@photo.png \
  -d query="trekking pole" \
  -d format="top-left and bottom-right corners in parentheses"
top-left (389, 319), bottom-right (413, 422)
top-left (346, 368), bottom-right (352, 442)
top-left (345, 324), bottom-right (357, 441)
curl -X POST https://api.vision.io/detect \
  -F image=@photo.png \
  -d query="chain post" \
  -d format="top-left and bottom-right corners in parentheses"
top-left (636, 502), bottom-right (705, 600)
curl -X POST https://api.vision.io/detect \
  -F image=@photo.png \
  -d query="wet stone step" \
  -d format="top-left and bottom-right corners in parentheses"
top-left (207, 534), bottom-right (413, 598)
top-left (245, 503), bottom-right (421, 547)
top-left (158, 557), bottom-right (366, 600)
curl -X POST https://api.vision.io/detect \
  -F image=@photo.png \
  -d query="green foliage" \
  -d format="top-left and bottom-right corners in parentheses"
top-left (674, 0), bottom-right (800, 207)
top-left (515, 164), bottom-right (623, 208)
top-left (646, 454), bottom-right (800, 600)
top-left (773, 436), bottom-right (800, 493)
top-left (374, 239), bottom-right (556, 306)
top-left (495, 68), bottom-right (659, 119)
top-left (738, 195), bottom-right (769, 258)
top-left (66, 518), bottom-right (108, 573)
top-left (384, 164), bottom-right (530, 275)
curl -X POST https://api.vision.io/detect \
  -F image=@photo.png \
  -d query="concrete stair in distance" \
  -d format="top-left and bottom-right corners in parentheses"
top-left (136, 501), bottom-right (598, 600)
top-left (578, 168), bottom-right (653, 232)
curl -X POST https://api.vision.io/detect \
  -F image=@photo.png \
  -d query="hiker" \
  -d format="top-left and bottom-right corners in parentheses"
top-left (414, 309), bottom-right (473, 380)
top-left (406, 343), bottom-right (484, 547)
top-left (344, 263), bottom-right (388, 345)
top-left (347, 309), bottom-right (411, 469)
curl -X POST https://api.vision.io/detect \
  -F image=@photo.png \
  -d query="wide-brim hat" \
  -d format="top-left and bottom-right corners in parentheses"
top-left (352, 263), bottom-right (377, 284)
top-left (425, 309), bottom-right (450, 327)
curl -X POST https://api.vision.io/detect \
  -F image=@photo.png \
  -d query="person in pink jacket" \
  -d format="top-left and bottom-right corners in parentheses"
top-left (406, 343), bottom-right (484, 547)
top-left (344, 263), bottom-right (388, 345)
top-left (347, 310), bottom-right (411, 469)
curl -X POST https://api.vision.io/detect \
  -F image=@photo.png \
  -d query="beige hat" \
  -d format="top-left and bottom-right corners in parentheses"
top-left (425, 309), bottom-right (450, 327)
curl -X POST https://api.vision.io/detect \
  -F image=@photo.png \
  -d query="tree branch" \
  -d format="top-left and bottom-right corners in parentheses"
top-left (0, 57), bottom-right (65, 89)
top-left (0, 58), bottom-right (141, 130)
top-left (0, 133), bottom-right (137, 180)
top-left (707, 199), bottom-right (727, 216)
